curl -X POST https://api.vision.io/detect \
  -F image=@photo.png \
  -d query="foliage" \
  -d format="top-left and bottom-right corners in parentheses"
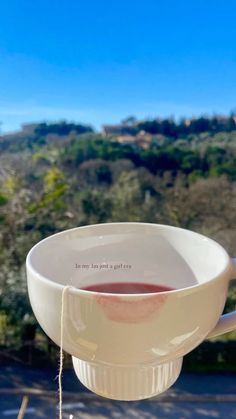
top-left (35, 121), bottom-right (93, 136)
top-left (135, 114), bottom-right (236, 137)
top-left (0, 117), bottom-right (236, 369)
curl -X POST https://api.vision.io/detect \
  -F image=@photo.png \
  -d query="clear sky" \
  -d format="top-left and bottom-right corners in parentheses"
top-left (0, 0), bottom-right (235, 132)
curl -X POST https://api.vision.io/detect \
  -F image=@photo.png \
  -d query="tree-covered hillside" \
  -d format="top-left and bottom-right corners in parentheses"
top-left (0, 117), bottom-right (236, 369)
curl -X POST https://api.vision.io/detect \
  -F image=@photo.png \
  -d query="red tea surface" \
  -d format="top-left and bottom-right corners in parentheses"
top-left (81, 282), bottom-right (174, 294)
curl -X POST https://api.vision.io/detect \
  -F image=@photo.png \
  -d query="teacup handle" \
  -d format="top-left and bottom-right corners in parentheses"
top-left (207, 258), bottom-right (236, 339)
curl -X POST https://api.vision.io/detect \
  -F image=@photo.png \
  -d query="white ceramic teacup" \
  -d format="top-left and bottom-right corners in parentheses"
top-left (26, 223), bottom-right (236, 400)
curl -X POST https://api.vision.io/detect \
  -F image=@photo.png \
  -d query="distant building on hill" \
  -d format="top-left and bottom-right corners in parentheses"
top-left (21, 123), bottom-right (39, 134)
top-left (116, 131), bottom-right (153, 149)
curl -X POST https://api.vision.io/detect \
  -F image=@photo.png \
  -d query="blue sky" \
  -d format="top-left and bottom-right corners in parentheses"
top-left (0, 0), bottom-right (235, 132)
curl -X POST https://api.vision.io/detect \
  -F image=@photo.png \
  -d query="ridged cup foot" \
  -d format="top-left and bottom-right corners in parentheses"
top-left (72, 356), bottom-right (183, 401)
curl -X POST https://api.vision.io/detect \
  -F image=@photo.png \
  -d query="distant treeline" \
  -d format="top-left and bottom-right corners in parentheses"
top-left (1, 114), bottom-right (236, 148)
top-left (0, 121), bottom-right (94, 152)
top-left (35, 121), bottom-right (94, 136)
top-left (34, 114), bottom-right (236, 137)
top-left (135, 114), bottom-right (236, 137)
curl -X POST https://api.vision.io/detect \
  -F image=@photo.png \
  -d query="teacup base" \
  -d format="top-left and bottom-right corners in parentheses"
top-left (72, 356), bottom-right (183, 401)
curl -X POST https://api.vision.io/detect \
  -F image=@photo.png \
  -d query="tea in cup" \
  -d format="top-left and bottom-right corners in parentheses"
top-left (26, 222), bottom-right (236, 400)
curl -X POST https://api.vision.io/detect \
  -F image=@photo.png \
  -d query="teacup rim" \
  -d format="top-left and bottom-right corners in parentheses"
top-left (26, 222), bottom-right (231, 297)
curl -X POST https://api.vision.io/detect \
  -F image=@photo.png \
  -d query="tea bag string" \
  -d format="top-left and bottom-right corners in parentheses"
top-left (59, 285), bottom-right (74, 419)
